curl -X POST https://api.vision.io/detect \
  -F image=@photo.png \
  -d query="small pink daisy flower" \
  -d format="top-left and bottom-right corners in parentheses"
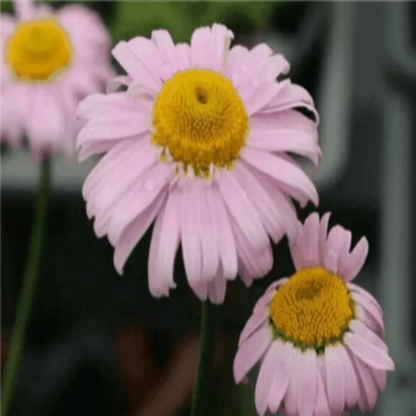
top-left (234, 212), bottom-right (394, 416)
top-left (0, 0), bottom-right (113, 161)
top-left (76, 24), bottom-right (321, 303)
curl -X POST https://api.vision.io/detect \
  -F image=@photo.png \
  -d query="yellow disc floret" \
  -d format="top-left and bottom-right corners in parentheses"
top-left (6, 18), bottom-right (71, 82)
top-left (269, 267), bottom-right (355, 351)
top-left (152, 69), bottom-right (248, 178)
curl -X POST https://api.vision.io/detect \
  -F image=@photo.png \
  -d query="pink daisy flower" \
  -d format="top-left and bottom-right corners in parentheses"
top-left (0, 0), bottom-right (113, 161)
top-left (234, 212), bottom-right (395, 416)
top-left (76, 24), bottom-right (321, 303)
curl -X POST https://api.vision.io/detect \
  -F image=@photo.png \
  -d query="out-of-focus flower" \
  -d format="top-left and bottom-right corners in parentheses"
top-left (0, 0), bottom-right (113, 161)
top-left (234, 212), bottom-right (394, 416)
top-left (77, 24), bottom-right (321, 303)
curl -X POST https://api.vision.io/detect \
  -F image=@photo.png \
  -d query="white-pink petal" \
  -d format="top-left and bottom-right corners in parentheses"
top-left (233, 326), bottom-right (271, 384)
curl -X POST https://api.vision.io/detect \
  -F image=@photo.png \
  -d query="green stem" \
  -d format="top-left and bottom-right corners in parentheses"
top-left (1, 159), bottom-right (51, 416)
top-left (190, 301), bottom-right (215, 416)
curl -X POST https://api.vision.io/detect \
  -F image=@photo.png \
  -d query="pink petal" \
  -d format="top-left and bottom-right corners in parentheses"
top-left (250, 109), bottom-right (317, 134)
top-left (325, 346), bottom-right (346, 415)
top-left (211, 23), bottom-right (234, 71)
top-left (242, 148), bottom-right (319, 207)
top-left (244, 83), bottom-right (282, 116)
top-left (259, 79), bottom-right (318, 122)
top-left (234, 164), bottom-right (285, 244)
top-left (76, 112), bottom-right (150, 151)
top-left (14, 0), bottom-right (34, 20)
top-left (112, 41), bottom-right (160, 91)
top-left (297, 349), bottom-right (317, 416)
top-left (233, 43), bottom-right (272, 92)
top-left (57, 4), bottom-right (109, 45)
top-left (128, 36), bottom-right (163, 82)
top-left (114, 191), bottom-right (166, 274)
top-left (284, 348), bottom-right (301, 416)
top-left (107, 163), bottom-right (171, 246)
top-left (345, 330), bottom-right (394, 371)
top-left (341, 237), bottom-right (369, 282)
top-left (207, 267), bottom-right (227, 304)
top-left (248, 128), bottom-right (320, 166)
top-left (233, 326), bottom-right (271, 384)
top-left (190, 26), bottom-right (212, 69)
top-left (300, 212), bottom-right (320, 268)
top-left (349, 283), bottom-right (382, 316)
top-left (335, 346), bottom-right (360, 408)
top-left (253, 279), bottom-right (286, 315)
top-left (324, 225), bottom-right (349, 274)
top-left (206, 185), bottom-right (238, 280)
top-left (85, 140), bottom-right (156, 227)
top-left (82, 137), bottom-right (145, 200)
top-left (349, 353), bottom-right (379, 412)
top-left (251, 170), bottom-right (299, 242)
top-left (148, 187), bottom-right (181, 297)
top-left (26, 86), bottom-right (66, 154)
top-left (106, 75), bottom-right (132, 93)
top-left (181, 185), bottom-right (203, 296)
top-left (151, 29), bottom-right (175, 62)
top-left (238, 308), bottom-right (269, 347)
top-left (196, 184), bottom-right (220, 282)
top-left (255, 341), bottom-right (284, 416)
top-left (318, 212), bottom-right (331, 264)
top-left (353, 293), bottom-right (385, 338)
top-left (233, 222), bottom-right (273, 282)
top-left (349, 319), bottom-right (388, 353)
top-left (224, 45), bottom-right (249, 78)
top-left (268, 341), bottom-right (291, 413)
top-left (314, 365), bottom-right (331, 416)
top-left (217, 171), bottom-right (269, 252)
top-left (174, 43), bottom-right (191, 71)
top-left (77, 92), bottom-right (148, 121)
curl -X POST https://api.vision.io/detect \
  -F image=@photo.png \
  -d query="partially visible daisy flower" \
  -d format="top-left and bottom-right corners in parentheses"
top-left (76, 24), bottom-right (321, 303)
top-left (234, 212), bottom-right (394, 416)
top-left (0, 0), bottom-right (113, 161)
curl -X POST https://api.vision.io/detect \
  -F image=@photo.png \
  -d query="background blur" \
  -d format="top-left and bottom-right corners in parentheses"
top-left (1, 2), bottom-right (416, 415)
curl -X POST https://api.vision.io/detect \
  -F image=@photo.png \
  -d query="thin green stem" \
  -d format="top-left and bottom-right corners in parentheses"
top-left (1, 159), bottom-right (51, 416)
top-left (190, 300), bottom-right (215, 416)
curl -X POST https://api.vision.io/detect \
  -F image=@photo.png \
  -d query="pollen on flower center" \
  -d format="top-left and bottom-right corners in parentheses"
top-left (151, 68), bottom-right (248, 178)
top-left (6, 18), bottom-right (72, 82)
top-left (269, 267), bottom-right (355, 351)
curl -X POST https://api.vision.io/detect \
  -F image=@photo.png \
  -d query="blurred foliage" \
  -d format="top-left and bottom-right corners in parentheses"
top-left (109, 2), bottom-right (281, 43)
top-left (1, 1), bottom-right (291, 43)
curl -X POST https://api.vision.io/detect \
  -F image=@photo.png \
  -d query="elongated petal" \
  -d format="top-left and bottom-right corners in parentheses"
top-left (148, 188), bottom-right (181, 297)
top-left (234, 326), bottom-right (271, 384)
top-left (297, 349), bottom-right (317, 416)
top-left (242, 148), bottom-right (318, 207)
top-left (206, 185), bottom-right (238, 280)
top-left (325, 346), bottom-right (346, 415)
top-left (345, 331), bottom-right (394, 371)
top-left (218, 172), bottom-right (269, 252)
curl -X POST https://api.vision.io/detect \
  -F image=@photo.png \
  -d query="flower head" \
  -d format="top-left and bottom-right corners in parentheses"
top-left (234, 213), bottom-right (394, 416)
top-left (0, 0), bottom-right (113, 161)
top-left (76, 24), bottom-right (321, 303)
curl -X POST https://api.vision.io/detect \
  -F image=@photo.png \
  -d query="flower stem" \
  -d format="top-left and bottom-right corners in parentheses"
top-left (1, 159), bottom-right (51, 416)
top-left (190, 300), bottom-right (215, 416)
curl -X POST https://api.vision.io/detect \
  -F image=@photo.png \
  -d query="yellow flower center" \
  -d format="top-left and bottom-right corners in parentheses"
top-left (152, 69), bottom-right (248, 178)
top-left (269, 267), bottom-right (355, 351)
top-left (6, 18), bottom-right (71, 82)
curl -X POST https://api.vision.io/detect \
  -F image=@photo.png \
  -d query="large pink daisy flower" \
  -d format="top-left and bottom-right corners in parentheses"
top-left (0, 0), bottom-right (113, 161)
top-left (234, 212), bottom-right (394, 416)
top-left (76, 24), bottom-right (321, 303)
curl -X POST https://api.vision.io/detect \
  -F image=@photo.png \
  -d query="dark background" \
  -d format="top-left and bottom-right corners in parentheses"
top-left (1, 2), bottom-right (416, 416)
